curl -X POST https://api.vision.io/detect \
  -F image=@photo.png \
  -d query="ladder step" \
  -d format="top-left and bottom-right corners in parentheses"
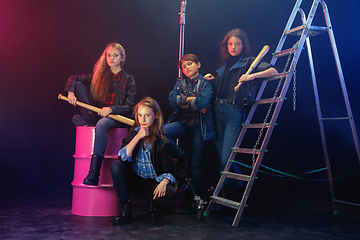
top-left (320, 117), bottom-right (350, 121)
top-left (255, 97), bottom-right (281, 105)
top-left (272, 48), bottom-right (298, 58)
top-left (221, 171), bottom-right (251, 181)
top-left (232, 148), bottom-right (261, 154)
top-left (285, 25), bottom-right (328, 37)
top-left (242, 123), bottom-right (271, 129)
top-left (210, 196), bottom-right (241, 209)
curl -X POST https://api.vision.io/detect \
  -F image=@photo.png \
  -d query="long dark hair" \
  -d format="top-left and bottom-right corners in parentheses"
top-left (218, 28), bottom-right (252, 66)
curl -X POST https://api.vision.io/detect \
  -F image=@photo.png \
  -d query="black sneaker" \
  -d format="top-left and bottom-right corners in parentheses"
top-left (174, 199), bottom-right (195, 214)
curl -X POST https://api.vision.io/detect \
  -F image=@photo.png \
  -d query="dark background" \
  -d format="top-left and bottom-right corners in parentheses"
top-left (0, 0), bottom-right (359, 202)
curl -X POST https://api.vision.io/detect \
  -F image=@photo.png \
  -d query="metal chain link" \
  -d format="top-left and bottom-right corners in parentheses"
top-left (251, 42), bottom-right (299, 167)
top-left (293, 68), bottom-right (297, 111)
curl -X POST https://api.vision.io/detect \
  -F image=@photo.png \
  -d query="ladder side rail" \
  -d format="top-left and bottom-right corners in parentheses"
top-left (270, 0), bottom-right (304, 65)
top-left (320, 0), bottom-right (360, 164)
top-left (305, 31), bottom-right (338, 213)
top-left (300, 5), bottom-right (338, 213)
top-left (232, 96), bottom-right (288, 227)
top-left (233, 67), bottom-right (297, 227)
top-left (234, 1), bottom-right (316, 226)
top-left (232, 175), bottom-right (256, 226)
top-left (205, 132), bottom-right (250, 216)
top-left (206, 81), bottom-right (273, 219)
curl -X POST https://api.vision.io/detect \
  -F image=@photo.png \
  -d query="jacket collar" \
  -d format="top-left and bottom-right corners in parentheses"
top-left (216, 55), bottom-right (250, 79)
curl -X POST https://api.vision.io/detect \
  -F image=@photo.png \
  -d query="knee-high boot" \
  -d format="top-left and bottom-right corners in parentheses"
top-left (83, 154), bottom-right (103, 185)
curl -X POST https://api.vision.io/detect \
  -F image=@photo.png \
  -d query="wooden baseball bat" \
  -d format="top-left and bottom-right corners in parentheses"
top-left (58, 94), bottom-right (135, 126)
top-left (234, 45), bottom-right (270, 91)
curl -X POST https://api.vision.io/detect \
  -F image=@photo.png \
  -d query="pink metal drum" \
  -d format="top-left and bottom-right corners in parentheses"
top-left (71, 126), bottom-right (128, 216)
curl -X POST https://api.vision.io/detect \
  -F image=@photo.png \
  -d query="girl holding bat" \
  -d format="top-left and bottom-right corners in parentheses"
top-left (204, 28), bottom-right (278, 201)
top-left (64, 42), bottom-right (137, 186)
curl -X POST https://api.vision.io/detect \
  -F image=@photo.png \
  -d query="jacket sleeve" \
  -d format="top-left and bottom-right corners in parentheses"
top-left (120, 127), bottom-right (137, 149)
top-left (64, 74), bottom-right (92, 93)
top-left (189, 79), bottom-right (214, 110)
top-left (110, 75), bottom-right (137, 114)
top-left (169, 79), bottom-right (187, 108)
top-left (118, 127), bottom-right (140, 163)
top-left (160, 141), bottom-right (174, 175)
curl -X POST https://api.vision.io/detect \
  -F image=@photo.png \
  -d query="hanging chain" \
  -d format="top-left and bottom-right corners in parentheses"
top-left (293, 68), bottom-right (297, 111)
top-left (251, 42), bottom-right (299, 167)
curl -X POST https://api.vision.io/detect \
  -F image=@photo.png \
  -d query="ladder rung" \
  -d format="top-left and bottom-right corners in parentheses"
top-left (272, 48), bottom-right (298, 58)
top-left (320, 117), bottom-right (350, 121)
top-left (263, 73), bottom-right (289, 81)
top-left (221, 171), bottom-right (251, 181)
top-left (255, 97), bottom-right (281, 105)
top-left (242, 123), bottom-right (271, 129)
top-left (232, 147), bottom-right (261, 154)
top-left (210, 196), bottom-right (241, 209)
top-left (285, 25), bottom-right (328, 37)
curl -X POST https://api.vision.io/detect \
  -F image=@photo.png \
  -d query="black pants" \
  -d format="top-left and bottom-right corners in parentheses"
top-left (110, 160), bottom-right (176, 204)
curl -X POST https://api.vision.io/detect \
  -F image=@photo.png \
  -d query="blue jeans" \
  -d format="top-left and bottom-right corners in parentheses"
top-left (93, 117), bottom-right (122, 158)
top-left (164, 122), bottom-right (204, 191)
top-left (74, 81), bottom-right (122, 158)
top-left (110, 160), bottom-right (176, 203)
top-left (214, 99), bottom-right (245, 187)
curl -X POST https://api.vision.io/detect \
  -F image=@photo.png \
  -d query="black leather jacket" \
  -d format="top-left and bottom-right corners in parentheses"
top-left (214, 56), bottom-right (272, 105)
top-left (64, 70), bottom-right (137, 115)
top-left (120, 127), bottom-right (188, 180)
top-left (120, 127), bottom-right (173, 177)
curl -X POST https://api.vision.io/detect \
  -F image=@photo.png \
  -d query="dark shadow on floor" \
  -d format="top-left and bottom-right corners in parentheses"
top-left (0, 188), bottom-right (359, 240)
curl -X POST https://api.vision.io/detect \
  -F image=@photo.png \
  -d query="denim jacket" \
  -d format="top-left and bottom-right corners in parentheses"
top-left (167, 74), bottom-right (215, 141)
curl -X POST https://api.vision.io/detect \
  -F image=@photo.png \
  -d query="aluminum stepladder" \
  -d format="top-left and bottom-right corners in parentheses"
top-left (204, 0), bottom-right (360, 227)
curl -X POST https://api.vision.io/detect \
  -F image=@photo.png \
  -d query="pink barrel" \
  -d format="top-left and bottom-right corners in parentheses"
top-left (71, 126), bottom-right (128, 216)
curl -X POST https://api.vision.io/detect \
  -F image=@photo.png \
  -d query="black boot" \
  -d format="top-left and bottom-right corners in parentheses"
top-left (233, 186), bottom-right (245, 202)
top-left (148, 199), bottom-right (159, 219)
top-left (113, 198), bottom-right (132, 225)
top-left (72, 108), bottom-right (97, 126)
top-left (212, 184), bottom-right (231, 211)
top-left (174, 188), bottom-right (195, 214)
top-left (83, 154), bottom-right (103, 185)
top-left (222, 184), bottom-right (232, 199)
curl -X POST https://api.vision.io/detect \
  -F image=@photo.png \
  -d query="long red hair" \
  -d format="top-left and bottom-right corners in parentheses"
top-left (133, 97), bottom-right (167, 148)
top-left (90, 42), bottom-right (126, 102)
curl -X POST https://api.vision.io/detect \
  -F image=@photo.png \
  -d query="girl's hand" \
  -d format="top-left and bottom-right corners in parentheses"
top-left (137, 127), bottom-right (149, 139)
top-left (239, 74), bottom-right (255, 83)
top-left (98, 107), bottom-right (113, 117)
top-left (153, 179), bottom-right (169, 199)
top-left (204, 73), bottom-right (215, 80)
top-left (67, 92), bottom-right (77, 106)
top-left (185, 97), bottom-right (196, 103)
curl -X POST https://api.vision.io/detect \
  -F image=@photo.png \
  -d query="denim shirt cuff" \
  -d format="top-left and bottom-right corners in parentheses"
top-left (189, 99), bottom-right (198, 110)
top-left (155, 173), bottom-right (176, 184)
top-left (118, 147), bottom-right (132, 162)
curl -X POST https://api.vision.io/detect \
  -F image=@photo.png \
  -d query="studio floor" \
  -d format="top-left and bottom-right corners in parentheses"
top-left (0, 188), bottom-right (359, 240)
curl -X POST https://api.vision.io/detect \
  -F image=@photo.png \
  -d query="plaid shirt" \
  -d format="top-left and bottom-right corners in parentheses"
top-left (177, 75), bottom-right (200, 126)
top-left (118, 127), bottom-right (175, 184)
top-left (105, 71), bottom-right (122, 106)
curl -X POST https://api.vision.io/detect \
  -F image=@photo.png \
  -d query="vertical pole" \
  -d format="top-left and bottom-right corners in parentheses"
top-left (178, 0), bottom-right (187, 77)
